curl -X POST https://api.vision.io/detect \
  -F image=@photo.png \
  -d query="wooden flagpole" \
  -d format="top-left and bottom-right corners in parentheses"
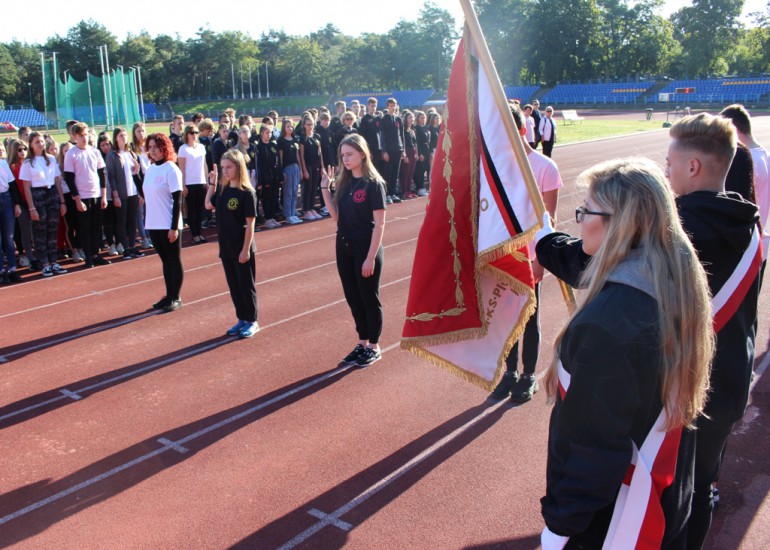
top-left (459, 0), bottom-right (576, 312)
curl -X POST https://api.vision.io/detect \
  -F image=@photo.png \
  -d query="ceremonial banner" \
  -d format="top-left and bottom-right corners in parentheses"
top-left (400, 27), bottom-right (538, 391)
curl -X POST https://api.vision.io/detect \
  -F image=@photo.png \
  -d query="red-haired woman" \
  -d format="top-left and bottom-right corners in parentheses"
top-left (145, 133), bottom-right (184, 313)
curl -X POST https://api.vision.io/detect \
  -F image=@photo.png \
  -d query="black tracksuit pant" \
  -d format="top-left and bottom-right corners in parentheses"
top-left (505, 282), bottom-right (541, 376)
top-left (150, 229), bottom-right (183, 300)
top-left (382, 151), bottom-right (402, 197)
top-left (222, 255), bottom-right (257, 323)
top-left (76, 198), bottom-right (104, 260)
top-left (336, 235), bottom-right (383, 344)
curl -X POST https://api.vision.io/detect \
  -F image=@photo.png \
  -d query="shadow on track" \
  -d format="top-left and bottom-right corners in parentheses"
top-left (463, 535), bottom-right (542, 549)
top-left (0, 310), bottom-right (162, 362)
top-left (231, 401), bottom-right (509, 550)
top-left (0, 365), bottom-right (356, 546)
top-left (0, 335), bottom-right (235, 429)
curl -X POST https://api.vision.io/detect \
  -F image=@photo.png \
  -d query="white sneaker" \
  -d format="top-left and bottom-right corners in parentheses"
top-left (311, 210), bottom-right (323, 219)
top-left (18, 255), bottom-right (30, 267)
top-left (107, 244), bottom-right (119, 256)
top-left (417, 188), bottom-right (429, 197)
top-left (142, 238), bottom-right (153, 249)
top-left (386, 195), bottom-right (393, 204)
top-left (302, 212), bottom-right (316, 221)
top-left (289, 216), bottom-right (303, 224)
top-left (321, 207), bottom-right (329, 216)
top-left (264, 219), bottom-right (278, 229)
top-left (116, 243), bottom-right (124, 254)
top-left (72, 250), bottom-right (85, 262)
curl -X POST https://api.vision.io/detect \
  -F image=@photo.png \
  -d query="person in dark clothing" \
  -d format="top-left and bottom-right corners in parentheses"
top-left (427, 111), bottom-right (442, 190)
top-left (531, 99), bottom-right (542, 148)
top-left (169, 115), bottom-right (184, 153)
top-left (379, 98), bottom-right (405, 203)
top-left (320, 134), bottom-right (387, 369)
top-left (358, 97), bottom-right (382, 171)
top-left (256, 124), bottom-right (282, 228)
top-left (664, 113), bottom-right (761, 550)
top-left (317, 112), bottom-right (335, 168)
top-left (299, 117), bottom-right (324, 220)
top-left (106, 127), bottom-right (144, 260)
top-left (535, 158), bottom-right (714, 550)
top-left (413, 111), bottom-right (431, 196)
top-left (205, 149), bottom-right (258, 338)
top-left (399, 110), bottom-right (418, 199)
top-left (725, 142), bottom-right (757, 203)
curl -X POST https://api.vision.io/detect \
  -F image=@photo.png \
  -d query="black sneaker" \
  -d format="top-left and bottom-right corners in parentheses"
top-left (490, 370), bottom-right (519, 400)
top-left (163, 299), bottom-right (182, 313)
top-left (29, 260), bottom-right (43, 272)
top-left (153, 296), bottom-right (171, 310)
top-left (7, 271), bottom-right (21, 283)
top-left (392, 195), bottom-right (402, 203)
top-left (92, 256), bottom-right (111, 266)
top-left (130, 248), bottom-right (146, 258)
top-left (340, 344), bottom-right (366, 366)
top-left (356, 347), bottom-right (382, 368)
top-left (122, 250), bottom-right (134, 260)
top-left (510, 374), bottom-right (539, 403)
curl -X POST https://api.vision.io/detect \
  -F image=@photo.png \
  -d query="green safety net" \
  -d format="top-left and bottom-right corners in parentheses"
top-left (42, 60), bottom-right (142, 131)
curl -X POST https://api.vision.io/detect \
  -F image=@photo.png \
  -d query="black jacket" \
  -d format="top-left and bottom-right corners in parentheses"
top-left (359, 114), bottom-right (382, 155)
top-left (537, 234), bottom-right (695, 548)
top-left (256, 140), bottom-right (281, 185)
top-left (379, 113), bottom-right (405, 153)
top-left (676, 191), bottom-right (760, 423)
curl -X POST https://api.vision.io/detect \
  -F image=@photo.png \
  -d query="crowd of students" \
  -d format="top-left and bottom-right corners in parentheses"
top-left (0, 97), bottom-right (437, 284)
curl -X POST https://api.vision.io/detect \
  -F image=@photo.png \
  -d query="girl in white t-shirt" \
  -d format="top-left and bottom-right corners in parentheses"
top-left (19, 132), bottom-right (67, 276)
top-left (178, 124), bottom-right (208, 243)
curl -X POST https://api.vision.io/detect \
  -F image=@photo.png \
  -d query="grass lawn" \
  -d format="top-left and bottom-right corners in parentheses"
top-left (2, 117), bottom-right (668, 146)
top-left (555, 119), bottom-right (666, 145)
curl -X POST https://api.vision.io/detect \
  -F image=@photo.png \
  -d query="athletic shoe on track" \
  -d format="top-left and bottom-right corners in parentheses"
top-left (131, 248), bottom-right (146, 258)
top-left (93, 256), bottom-right (111, 266)
top-left (417, 189), bottom-right (429, 197)
top-left (340, 344), bottom-right (367, 366)
top-left (227, 320), bottom-right (247, 336)
top-left (239, 322), bottom-right (259, 338)
top-left (42, 265), bottom-right (54, 277)
top-left (142, 238), bottom-right (153, 249)
top-left (356, 347), bottom-right (381, 368)
top-left (107, 244), bottom-right (119, 256)
top-left (7, 271), bottom-right (21, 283)
top-left (51, 263), bottom-right (68, 275)
top-left (163, 299), bottom-right (182, 313)
top-left (489, 370), bottom-right (519, 400)
top-left (153, 296), bottom-right (171, 310)
top-left (510, 374), bottom-right (539, 403)
top-left (18, 255), bottom-right (30, 267)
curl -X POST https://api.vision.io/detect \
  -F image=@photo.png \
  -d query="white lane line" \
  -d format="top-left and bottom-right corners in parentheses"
top-left (0, 278), bottom-right (410, 424)
top-left (277, 399), bottom-right (508, 550)
top-left (0, 341), bottom-right (403, 526)
top-left (0, 211), bottom-right (425, 320)
top-left (0, 311), bottom-right (161, 360)
top-left (1, 238), bottom-right (418, 359)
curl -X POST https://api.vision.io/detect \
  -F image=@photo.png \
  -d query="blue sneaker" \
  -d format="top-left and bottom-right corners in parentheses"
top-left (227, 320), bottom-right (246, 336)
top-left (239, 322), bottom-right (260, 338)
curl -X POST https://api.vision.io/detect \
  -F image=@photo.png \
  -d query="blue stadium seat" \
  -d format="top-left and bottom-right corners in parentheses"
top-left (541, 82), bottom-right (655, 105)
top-left (0, 108), bottom-right (47, 127)
top-left (652, 78), bottom-right (770, 104)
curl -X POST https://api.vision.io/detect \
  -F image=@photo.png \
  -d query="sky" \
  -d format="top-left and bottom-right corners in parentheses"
top-left (4, 0), bottom-right (768, 45)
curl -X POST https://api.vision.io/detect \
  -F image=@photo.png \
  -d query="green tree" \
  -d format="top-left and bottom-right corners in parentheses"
top-left (0, 44), bottom-right (20, 100)
top-left (670, 0), bottom-right (744, 76)
top-left (6, 41), bottom-right (42, 105)
top-left (476, 0), bottom-right (534, 85)
top-left (417, 2), bottom-right (459, 90)
top-left (528, 0), bottom-right (604, 84)
top-left (45, 20), bottom-right (119, 80)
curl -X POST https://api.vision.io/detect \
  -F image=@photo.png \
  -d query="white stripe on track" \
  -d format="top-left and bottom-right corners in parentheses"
top-left (0, 342), bottom-right (404, 526)
top-left (0, 212), bottom-right (425, 320)
top-left (276, 399), bottom-right (508, 550)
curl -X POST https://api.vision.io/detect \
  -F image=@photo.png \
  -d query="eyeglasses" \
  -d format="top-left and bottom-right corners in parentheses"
top-left (575, 205), bottom-right (611, 224)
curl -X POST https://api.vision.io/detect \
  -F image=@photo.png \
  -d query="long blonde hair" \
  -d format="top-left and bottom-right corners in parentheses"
top-left (545, 158), bottom-right (714, 429)
top-left (333, 134), bottom-right (384, 204)
top-left (219, 149), bottom-right (253, 192)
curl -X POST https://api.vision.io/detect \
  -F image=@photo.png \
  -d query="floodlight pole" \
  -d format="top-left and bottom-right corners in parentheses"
top-left (231, 63), bottom-right (236, 100)
top-left (98, 46), bottom-right (110, 129)
top-left (103, 45), bottom-right (115, 130)
top-left (257, 64), bottom-right (262, 99)
top-left (131, 66), bottom-right (146, 123)
top-left (249, 64), bottom-right (253, 99)
top-left (86, 70), bottom-right (96, 127)
top-left (117, 65), bottom-right (129, 126)
top-left (52, 52), bottom-right (60, 130)
top-left (266, 62), bottom-right (270, 99)
top-left (40, 52), bottom-right (49, 131)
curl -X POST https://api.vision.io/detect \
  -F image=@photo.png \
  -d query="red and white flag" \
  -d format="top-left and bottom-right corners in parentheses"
top-left (400, 28), bottom-right (538, 390)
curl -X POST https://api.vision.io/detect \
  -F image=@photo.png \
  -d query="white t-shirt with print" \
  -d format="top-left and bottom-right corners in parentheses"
top-left (0, 159), bottom-right (14, 194)
top-left (19, 156), bottom-right (61, 189)
top-left (750, 145), bottom-right (770, 259)
top-left (144, 161), bottom-right (183, 230)
top-left (178, 144), bottom-right (206, 185)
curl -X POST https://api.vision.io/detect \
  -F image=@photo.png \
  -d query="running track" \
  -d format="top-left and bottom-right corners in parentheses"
top-left (2, 121), bottom-right (769, 549)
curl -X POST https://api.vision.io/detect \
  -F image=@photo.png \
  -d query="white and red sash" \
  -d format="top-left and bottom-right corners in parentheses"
top-left (557, 361), bottom-right (681, 549)
top-left (711, 224), bottom-right (762, 334)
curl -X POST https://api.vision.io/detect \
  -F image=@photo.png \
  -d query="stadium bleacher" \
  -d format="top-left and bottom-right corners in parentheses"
top-left (541, 81), bottom-right (655, 105)
top-left (0, 108), bottom-right (47, 128)
top-left (650, 78), bottom-right (770, 104)
top-left (503, 85), bottom-right (539, 103)
top-left (342, 89), bottom-right (434, 109)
